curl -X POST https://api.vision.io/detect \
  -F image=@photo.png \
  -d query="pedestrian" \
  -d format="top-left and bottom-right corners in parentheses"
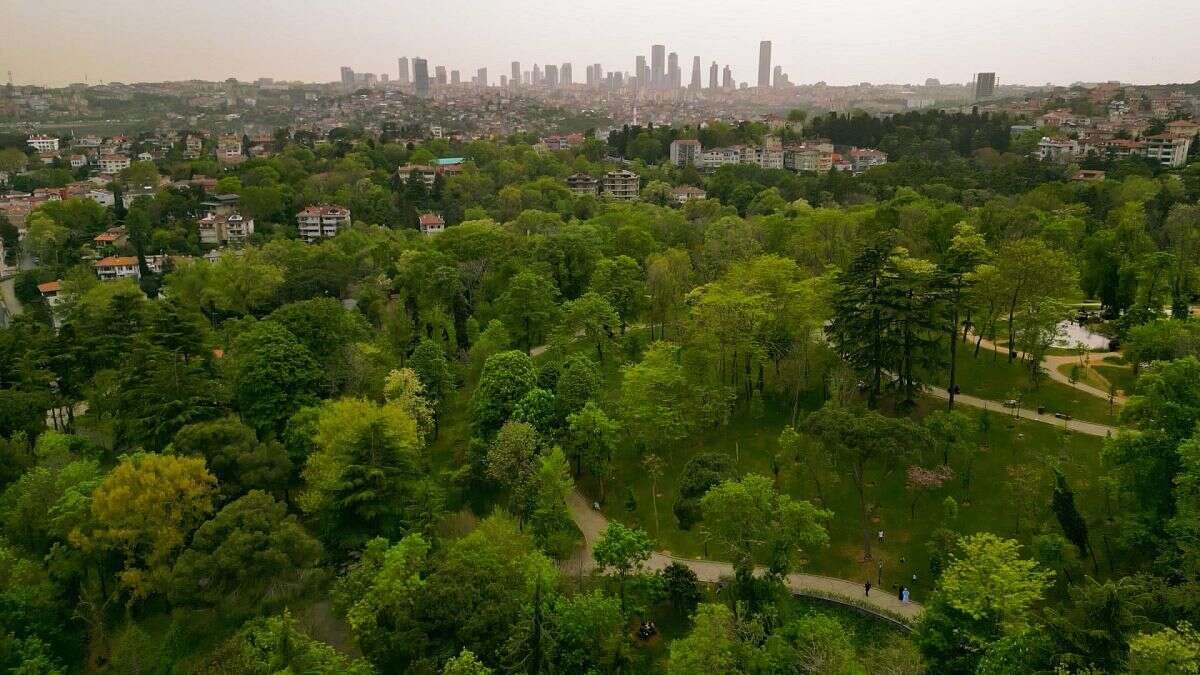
top-left (898, 585), bottom-right (905, 601)
top-left (878, 530), bottom-right (884, 542)
top-left (912, 573), bottom-right (917, 583)
top-left (864, 581), bottom-right (871, 597)
top-left (902, 588), bottom-right (910, 604)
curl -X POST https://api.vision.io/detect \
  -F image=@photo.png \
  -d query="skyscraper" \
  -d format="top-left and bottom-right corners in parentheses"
top-left (397, 57), bottom-right (410, 85)
top-left (593, 63), bottom-right (602, 88)
top-left (340, 66), bottom-right (355, 87)
top-left (651, 44), bottom-right (665, 89)
top-left (758, 40), bottom-right (772, 88)
top-left (709, 61), bottom-right (719, 90)
top-left (545, 64), bottom-right (558, 87)
top-left (690, 56), bottom-right (702, 91)
top-left (635, 55), bottom-right (647, 89)
top-left (974, 72), bottom-right (997, 99)
top-left (451, 70), bottom-right (460, 85)
top-left (435, 66), bottom-right (447, 85)
top-left (560, 63), bottom-right (572, 86)
top-left (772, 65), bottom-right (782, 87)
top-left (722, 65), bottom-right (734, 90)
top-left (476, 67), bottom-right (488, 88)
top-left (511, 61), bottom-right (521, 87)
top-left (413, 58), bottom-right (429, 96)
top-left (667, 52), bottom-right (679, 89)
top-left (532, 63), bottom-right (542, 84)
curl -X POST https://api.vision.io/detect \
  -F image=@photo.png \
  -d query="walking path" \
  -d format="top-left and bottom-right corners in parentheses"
top-left (973, 335), bottom-right (1126, 403)
top-left (927, 384), bottom-right (1115, 437)
top-left (564, 491), bottom-right (921, 628)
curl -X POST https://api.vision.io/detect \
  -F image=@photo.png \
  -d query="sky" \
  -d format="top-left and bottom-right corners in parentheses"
top-left (3, 0), bottom-right (1199, 88)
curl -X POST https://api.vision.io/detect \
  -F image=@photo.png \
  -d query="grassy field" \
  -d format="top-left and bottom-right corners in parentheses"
top-left (936, 347), bottom-right (1119, 424)
top-left (596, 392), bottom-right (1111, 601)
top-left (1093, 364), bottom-right (1138, 397)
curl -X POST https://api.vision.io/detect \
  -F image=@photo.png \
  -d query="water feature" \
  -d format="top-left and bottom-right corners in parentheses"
top-left (1054, 320), bottom-right (1111, 350)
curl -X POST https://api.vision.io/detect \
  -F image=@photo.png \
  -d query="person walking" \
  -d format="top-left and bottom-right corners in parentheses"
top-left (902, 587), bottom-right (911, 604)
top-left (864, 580), bottom-right (871, 597)
top-left (898, 585), bottom-right (906, 601)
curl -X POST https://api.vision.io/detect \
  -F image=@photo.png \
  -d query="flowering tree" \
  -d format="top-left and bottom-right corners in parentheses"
top-left (906, 464), bottom-right (956, 519)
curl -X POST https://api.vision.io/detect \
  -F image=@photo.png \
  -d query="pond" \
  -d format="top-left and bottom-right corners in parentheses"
top-left (1054, 320), bottom-right (1111, 350)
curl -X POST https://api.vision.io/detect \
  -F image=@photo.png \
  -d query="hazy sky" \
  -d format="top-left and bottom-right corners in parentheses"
top-left (4, 0), bottom-right (1199, 87)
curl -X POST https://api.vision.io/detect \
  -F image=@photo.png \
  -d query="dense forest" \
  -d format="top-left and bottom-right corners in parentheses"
top-left (2, 109), bottom-right (1200, 673)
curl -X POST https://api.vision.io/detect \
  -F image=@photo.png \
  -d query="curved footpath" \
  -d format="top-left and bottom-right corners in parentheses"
top-left (564, 491), bottom-right (921, 628)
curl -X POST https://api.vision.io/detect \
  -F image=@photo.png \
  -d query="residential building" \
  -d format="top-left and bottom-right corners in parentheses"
top-left (1037, 137), bottom-right (1080, 163)
top-left (296, 205), bottom-right (351, 241)
top-left (94, 255), bottom-right (163, 280)
top-left (848, 147), bottom-right (889, 174)
top-left (418, 213), bottom-right (445, 235)
top-left (397, 164), bottom-right (438, 188)
top-left (669, 139), bottom-right (702, 166)
top-left (199, 212), bottom-right (255, 245)
top-left (602, 170), bottom-right (640, 201)
top-left (672, 185), bottom-right (707, 204)
top-left (93, 227), bottom-right (128, 247)
top-left (1144, 134), bottom-right (1193, 168)
top-left (184, 134), bottom-right (204, 159)
top-left (27, 135), bottom-right (59, 153)
top-left (784, 143), bottom-right (834, 173)
top-left (216, 134), bottom-right (244, 165)
top-left (86, 189), bottom-right (115, 207)
top-left (565, 173), bottom-right (599, 197)
top-left (68, 155), bottom-right (87, 169)
top-left (97, 154), bottom-right (131, 174)
top-left (699, 147), bottom-right (742, 170)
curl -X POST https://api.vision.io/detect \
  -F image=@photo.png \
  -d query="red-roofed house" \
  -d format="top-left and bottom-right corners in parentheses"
top-left (418, 213), bottom-right (445, 235)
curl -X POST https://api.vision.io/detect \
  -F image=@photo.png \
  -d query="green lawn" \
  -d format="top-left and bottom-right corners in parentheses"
top-left (1093, 364), bottom-right (1138, 397)
top-left (596, 392), bottom-right (1111, 602)
top-left (936, 347), bottom-right (1119, 424)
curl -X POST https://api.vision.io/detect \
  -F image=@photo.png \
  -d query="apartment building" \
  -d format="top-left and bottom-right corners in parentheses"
top-left (296, 205), bottom-right (351, 242)
top-left (669, 139), bottom-right (702, 167)
top-left (1144, 134), bottom-right (1193, 168)
top-left (699, 147), bottom-right (742, 170)
top-left (26, 135), bottom-right (60, 153)
top-left (97, 154), bottom-right (131, 174)
top-left (602, 170), bottom-right (640, 201)
top-left (1037, 137), bottom-right (1080, 163)
top-left (199, 212), bottom-right (255, 245)
top-left (565, 173), bottom-right (599, 197)
top-left (397, 164), bottom-right (438, 188)
top-left (848, 147), bottom-right (889, 174)
top-left (216, 134), bottom-right (245, 165)
top-left (739, 142), bottom-right (784, 170)
top-left (784, 143), bottom-right (834, 173)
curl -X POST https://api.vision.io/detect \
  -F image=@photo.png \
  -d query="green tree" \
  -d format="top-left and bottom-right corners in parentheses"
top-left (566, 401), bottom-right (620, 499)
top-left (590, 256), bottom-right (645, 335)
top-left (170, 490), bottom-right (322, 608)
top-left (804, 403), bottom-right (922, 559)
top-left (498, 270), bottom-right (560, 353)
top-left (699, 474), bottom-right (831, 576)
top-left (592, 522), bottom-right (653, 612)
top-left (1128, 622), bottom-right (1200, 674)
top-left (171, 416), bottom-right (292, 500)
top-left (471, 350), bottom-right (537, 438)
top-left (916, 533), bottom-right (1053, 674)
top-left (558, 292), bottom-right (620, 363)
top-left (486, 421), bottom-right (541, 526)
top-left (232, 321), bottom-right (322, 437)
top-left (203, 610), bottom-right (373, 674)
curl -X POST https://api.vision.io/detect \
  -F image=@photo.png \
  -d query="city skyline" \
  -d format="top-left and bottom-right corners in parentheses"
top-left (4, 0), bottom-right (1199, 88)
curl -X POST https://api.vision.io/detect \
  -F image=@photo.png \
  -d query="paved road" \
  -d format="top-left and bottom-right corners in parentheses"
top-left (927, 384), bottom-right (1115, 437)
top-left (564, 491), bottom-right (921, 625)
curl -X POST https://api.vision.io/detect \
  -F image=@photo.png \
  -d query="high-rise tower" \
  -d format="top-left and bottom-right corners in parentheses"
top-left (709, 61), bottom-right (719, 89)
top-left (758, 40), bottom-right (772, 88)
top-left (412, 58), bottom-right (429, 96)
top-left (397, 57), bottom-right (410, 85)
top-left (690, 56), bottom-right (702, 91)
top-left (511, 61), bottom-right (521, 87)
top-left (651, 44), bottom-right (665, 89)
